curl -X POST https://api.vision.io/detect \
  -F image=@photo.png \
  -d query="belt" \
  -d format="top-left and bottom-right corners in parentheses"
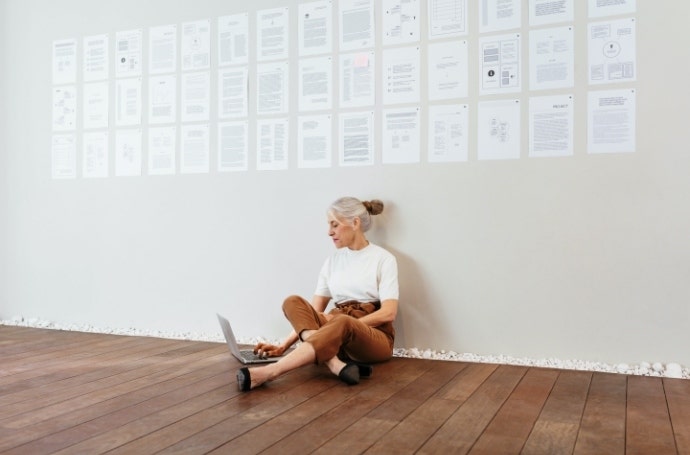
top-left (334, 300), bottom-right (381, 311)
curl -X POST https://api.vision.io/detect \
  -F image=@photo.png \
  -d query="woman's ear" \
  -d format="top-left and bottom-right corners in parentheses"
top-left (352, 216), bottom-right (362, 230)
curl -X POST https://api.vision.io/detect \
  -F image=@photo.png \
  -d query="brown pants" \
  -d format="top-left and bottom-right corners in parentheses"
top-left (282, 295), bottom-right (395, 364)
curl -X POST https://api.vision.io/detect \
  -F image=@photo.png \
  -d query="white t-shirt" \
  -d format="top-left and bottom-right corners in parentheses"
top-left (315, 243), bottom-right (399, 304)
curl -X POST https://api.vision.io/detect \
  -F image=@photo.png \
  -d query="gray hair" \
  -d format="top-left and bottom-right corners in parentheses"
top-left (328, 197), bottom-right (384, 232)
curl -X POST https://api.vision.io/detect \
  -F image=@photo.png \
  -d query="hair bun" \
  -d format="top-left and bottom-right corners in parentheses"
top-left (363, 199), bottom-right (384, 216)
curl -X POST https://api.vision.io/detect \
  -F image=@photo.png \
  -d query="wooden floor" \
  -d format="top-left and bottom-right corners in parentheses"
top-left (1, 326), bottom-right (689, 455)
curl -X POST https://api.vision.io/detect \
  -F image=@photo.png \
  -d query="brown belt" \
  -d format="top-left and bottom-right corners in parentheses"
top-left (334, 300), bottom-right (381, 311)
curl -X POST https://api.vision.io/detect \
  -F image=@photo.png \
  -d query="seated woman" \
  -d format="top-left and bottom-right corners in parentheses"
top-left (237, 196), bottom-right (399, 391)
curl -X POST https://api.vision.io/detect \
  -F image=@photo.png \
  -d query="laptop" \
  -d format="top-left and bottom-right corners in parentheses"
top-left (216, 313), bottom-right (288, 364)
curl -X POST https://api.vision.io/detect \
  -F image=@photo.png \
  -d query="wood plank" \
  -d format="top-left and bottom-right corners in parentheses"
top-left (573, 372), bottom-right (626, 455)
top-left (468, 367), bottom-right (559, 454)
top-left (664, 377), bottom-right (690, 454)
top-left (417, 364), bottom-right (528, 454)
top-left (521, 370), bottom-right (592, 455)
top-left (626, 375), bottom-right (677, 455)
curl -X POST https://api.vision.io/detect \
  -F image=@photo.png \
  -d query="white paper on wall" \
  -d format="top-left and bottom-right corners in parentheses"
top-left (83, 34), bottom-right (109, 82)
top-left (149, 75), bottom-right (177, 124)
top-left (53, 38), bottom-right (77, 85)
top-left (588, 18), bottom-right (636, 85)
top-left (382, 107), bottom-right (420, 164)
top-left (83, 131), bottom-right (109, 178)
top-left (382, 0), bottom-right (420, 46)
top-left (588, 89), bottom-right (636, 154)
top-left (218, 121), bottom-right (249, 172)
top-left (480, 0), bottom-right (521, 33)
top-left (218, 67), bottom-right (248, 119)
top-left (115, 29), bottom-right (143, 77)
top-left (339, 111), bottom-right (375, 166)
top-left (149, 24), bottom-right (177, 74)
top-left (181, 72), bottom-right (210, 122)
top-left (115, 129), bottom-right (142, 177)
top-left (382, 46), bottom-right (420, 105)
top-left (116, 77), bottom-right (142, 126)
top-left (218, 13), bottom-right (249, 67)
top-left (589, 0), bottom-right (636, 18)
top-left (340, 52), bottom-right (375, 108)
top-left (428, 0), bottom-right (467, 39)
top-left (181, 19), bottom-right (211, 71)
top-left (299, 56), bottom-right (332, 111)
top-left (257, 7), bottom-right (289, 61)
top-left (298, 115), bottom-right (332, 168)
top-left (257, 62), bottom-right (289, 115)
top-left (52, 134), bottom-right (77, 179)
top-left (428, 104), bottom-right (469, 162)
top-left (479, 33), bottom-right (522, 95)
top-left (340, 0), bottom-right (375, 51)
top-left (428, 40), bottom-right (468, 101)
top-left (180, 124), bottom-right (210, 174)
top-left (529, 26), bottom-right (574, 91)
top-left (257, 118), bottom-right (289, 170)
top-left (299, 0), bottom-right (333, 56)
top-left (529, 0), bottom-right (573, 26)
top-left (477, 99), bottom-right (521, 160)
top-left (52, 86), bottom-right (77, 131)
top-left (529, 94), bottom-right (574, 158)
top-left (148, 126), bottom-right (176, 175)
top-left (83, 81), bottom-right (109, 130)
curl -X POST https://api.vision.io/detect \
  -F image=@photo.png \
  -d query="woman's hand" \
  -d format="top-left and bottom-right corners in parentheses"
top-left (253, 343), bottom-right (286, 358)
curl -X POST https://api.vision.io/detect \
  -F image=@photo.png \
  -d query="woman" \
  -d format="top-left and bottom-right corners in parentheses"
top-left (237, 196), bottom-right (399, 391)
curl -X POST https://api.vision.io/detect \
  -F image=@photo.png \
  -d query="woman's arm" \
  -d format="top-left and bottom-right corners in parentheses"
top-left (356, 299), bottom-right (398, 327)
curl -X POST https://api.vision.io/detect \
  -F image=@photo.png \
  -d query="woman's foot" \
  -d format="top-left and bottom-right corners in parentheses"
top-left (236, 366), bottom-right (273, 391)
top-left (337, 363), bottom-right (361, 385)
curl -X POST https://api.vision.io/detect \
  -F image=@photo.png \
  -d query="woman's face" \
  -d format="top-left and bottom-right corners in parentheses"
top-left (328, 214), bottom-right (357, 249)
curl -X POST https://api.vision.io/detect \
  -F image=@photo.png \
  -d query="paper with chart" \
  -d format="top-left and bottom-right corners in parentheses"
top-left (298, 115), bottom-right (332, 168)
top-left (339, 111), bottom-right (374, 166)
top-left (428, 0), bottom-right (467, 39)
top-left (257, 63), bottom-right (289, 115)
top-left (148, 127), bottom-right (176, 175)
top-left (299, 0), bottom-right (332, 56)
top-left (83, 34), bottom-right (108, 81)
top-left (382, 46), bottom-right (420, 105)
top-left (428, 104), bottom-right (469, 163)
top-left (181, 72), bottom-right (210, 122)
top-left (149, 24), bottom-right (177, 74)
top-left (218, 68), bottom-right (248, 119)
top-left (115, 29), bottom-right (143, 77)
top-left (340, 0), bottom-right (375, 51)
top-left (149, 75), bottom-right (176, 124)
top-left (382, 0), bottom-right (420, 46)
top-left (340, 52), bottom-right (375, 108)
top-left (588, 18), bottom-right (636, 85)
top-left (181, 124), bottom-right (210, 174)
top-left (53, 39), bottom-right (77, 85)
top-left (382, 108), bottom-right (420, 164)
top-left (257, 118), bottom-right (289, 170)
top-left (83, 82), bottom-right (109, 130)
top-left (529, 26), bottom-right (574, 91)
top-left (181, 19), bottom-right (211, 71)
top-left (115, 129), bottom-right (142, 177)
top-left (83, 132), bottom-right (109, 178)
top-left (428, 40), bottom-right (468, 100)
top-left (480, 0), bottom-right (521, 33)
top-left (529, 0), bottom-right (573, 25)
top-left (52, 86), bottom-right (77, 131)
top-left (257, 7), bottom-right (289, 61)
top-left (299, 56), bottom-right (332, 111)
top-left (52, 134), bottom-right (76, 179)
top-left (218, 121), bottom-right (248, 172)
top-left (218, 13), bottom-right (249, 66)
top-left (478, 99), bottom-right (521, 160)
top-left (588, 89), bottom-right (635, 154)
top-left (480, 34), bottom-right (522, 95)
top-left (529, 95), bottom-right (574, 158)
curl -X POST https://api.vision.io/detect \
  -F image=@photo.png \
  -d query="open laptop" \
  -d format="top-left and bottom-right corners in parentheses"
top-left (216, 313), bottom-right (288, 364)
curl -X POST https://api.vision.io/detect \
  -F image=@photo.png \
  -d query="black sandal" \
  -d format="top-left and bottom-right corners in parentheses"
top-left (357, 364), bottom-right (373, 378)
top-left (338, 363), bottom-right (361, 385)
top-left (237, 367), bottom-right (251, 392)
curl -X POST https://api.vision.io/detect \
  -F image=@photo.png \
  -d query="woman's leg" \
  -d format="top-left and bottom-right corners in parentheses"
top-left (242, 341), bottom-right (317, 389)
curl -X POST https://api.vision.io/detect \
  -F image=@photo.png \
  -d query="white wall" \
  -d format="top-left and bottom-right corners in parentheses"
top-left (1, 0), bottom-right (9, 309)
top-left (2, 0), bottom-right (689, 366)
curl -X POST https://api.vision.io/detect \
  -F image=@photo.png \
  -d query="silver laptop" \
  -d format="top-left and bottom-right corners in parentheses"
top-left (216, 313), bottom-right (287, 364)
